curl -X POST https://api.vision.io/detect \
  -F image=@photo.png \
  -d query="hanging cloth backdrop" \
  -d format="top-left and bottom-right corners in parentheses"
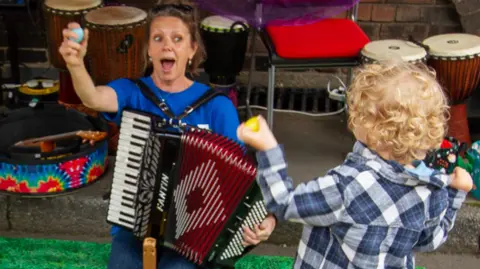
top-left (193, 0), bottom-right (361, 27)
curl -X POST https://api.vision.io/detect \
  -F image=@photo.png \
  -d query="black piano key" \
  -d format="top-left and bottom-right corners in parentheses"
top-left (120, 211), bottom-right (134, 219)
top-left (125, 173), bottom-right (137, 179)
top-left (123, 189), bottom-right (136, 196)
top-left (132, 123), bottom-right (149, 132)
top-left (133, 117), bottom-right (150, 125)
top-left (119, 217), bottom-right (134, 226)
top-left (122, 194), bottom-right (134, 203)
top-left (127, 163), bottom-right (140, 170)
top-left (124, 180), bottom-right (136, 186)
top-left (132, 134), bottom-right (147, 142)
top-left (130, 141), bottom-right (144, 148)
top-left (127, 156), bottom-right (141, 163)
top-left (129, 151), bottom-right (142, 158)
top-left (121, 201), bottom-right (134, 208)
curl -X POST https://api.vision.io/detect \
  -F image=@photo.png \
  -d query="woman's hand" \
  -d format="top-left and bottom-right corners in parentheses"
top-left (242, 214), bottom-right (277, 247)
top-left (58, 22), bottom-right (89, 68)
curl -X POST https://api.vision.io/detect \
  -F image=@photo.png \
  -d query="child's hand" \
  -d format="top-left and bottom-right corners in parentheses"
top-left (449, 167), bottom-right (474, 192)
top-left (237, 115), bottom-right (278, 151)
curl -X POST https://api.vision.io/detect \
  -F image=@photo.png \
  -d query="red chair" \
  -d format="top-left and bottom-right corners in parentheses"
top-left (245, 0), bottom-right (370, 127)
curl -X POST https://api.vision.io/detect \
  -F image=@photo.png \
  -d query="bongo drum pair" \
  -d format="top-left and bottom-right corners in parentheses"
top-left (42, 0), bottom-right (149, 154)
top-left (422, 33), bottom-right (480, 146)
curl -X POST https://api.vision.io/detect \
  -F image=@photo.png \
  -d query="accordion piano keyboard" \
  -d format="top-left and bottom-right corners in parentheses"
top-left (107, 111), bottom-right (152, 230)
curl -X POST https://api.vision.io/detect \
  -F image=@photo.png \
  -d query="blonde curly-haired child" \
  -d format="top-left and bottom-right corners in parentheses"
top-left (237, 60), bottom-right (473, 269)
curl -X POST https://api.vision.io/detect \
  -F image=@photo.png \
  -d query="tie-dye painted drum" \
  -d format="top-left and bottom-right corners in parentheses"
top-left (0, 104), bottom-right (109, 197)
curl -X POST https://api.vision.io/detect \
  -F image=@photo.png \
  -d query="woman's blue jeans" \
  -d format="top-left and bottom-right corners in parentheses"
top-left (107, 228), bottom-right (199, 269)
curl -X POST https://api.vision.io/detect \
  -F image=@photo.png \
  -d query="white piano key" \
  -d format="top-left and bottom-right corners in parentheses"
top-left (108, 204), bottom-right (135, 218)
top-left (122, 111), bottom-right (153, 122)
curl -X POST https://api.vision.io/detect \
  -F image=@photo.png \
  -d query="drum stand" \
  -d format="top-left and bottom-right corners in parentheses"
top-left (143, 237), bottom-right (157, 269)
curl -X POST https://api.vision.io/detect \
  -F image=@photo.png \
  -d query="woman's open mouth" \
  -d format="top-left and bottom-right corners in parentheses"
top-left (160, 58), bottom-right (176, 73)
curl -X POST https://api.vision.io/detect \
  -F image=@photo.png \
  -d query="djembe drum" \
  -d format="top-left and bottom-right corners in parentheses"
top-left (43, 0), bottom-right (104, 70)
top-left (43, 0), bottom-right (104, 113)
top-left (200, 15), bottom-right (250, 107)
top-left (82, 5), bottom-right (147, 155)
top-left (83, 5), bottom-right (148, 85)
top-left (423, 33), bottom-right (480, 146)
top-left (360, 39), bottom-right (427, 65)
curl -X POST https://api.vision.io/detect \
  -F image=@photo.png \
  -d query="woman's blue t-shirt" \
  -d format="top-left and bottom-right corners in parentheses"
top-left (102, 76), bottom-right (241, 236)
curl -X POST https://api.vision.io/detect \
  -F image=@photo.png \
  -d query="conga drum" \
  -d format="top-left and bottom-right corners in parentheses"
top-left (43, 0), bottom-right (104, 70)
top-left (200, 15), bottom-right (250, 107)
top-left (83, 6), bottom-right (148, 85)
top-left (423, 33), bottom-right (480, 146)
top-left (360, 39), bottom-right (427, 65)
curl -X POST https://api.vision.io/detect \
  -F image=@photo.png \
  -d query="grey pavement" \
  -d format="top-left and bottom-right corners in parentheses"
top-left (248, 244), bottom-right (480, 269)
top-left (1, 109), bottom-right (480, 264)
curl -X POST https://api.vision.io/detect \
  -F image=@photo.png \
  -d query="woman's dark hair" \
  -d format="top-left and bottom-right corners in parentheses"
top-left (143, 0), bottom-right (206, 76)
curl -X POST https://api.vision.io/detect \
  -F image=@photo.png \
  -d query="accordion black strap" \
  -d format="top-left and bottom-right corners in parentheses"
top-left (131, 79), bottom-right (227, 120)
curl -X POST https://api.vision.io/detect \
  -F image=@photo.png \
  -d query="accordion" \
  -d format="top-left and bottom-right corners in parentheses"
top-left (106, 109), bottom-right (268, 268)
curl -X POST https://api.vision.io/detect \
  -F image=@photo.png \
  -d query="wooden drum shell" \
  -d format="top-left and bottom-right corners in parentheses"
top-left (83, 6), bottom-right (148, 85)
top-left (42, 0), bottom-right (104, 70)
top-left (423, 33), bottom-right (480, 146)
top-left (427, 56), bottom-right (480, 104)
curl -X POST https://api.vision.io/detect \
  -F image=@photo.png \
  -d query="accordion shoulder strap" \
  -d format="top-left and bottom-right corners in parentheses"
top-left (131, 79), bottom-right (176, 119)
top-left (131, 78), bottom-right (227, 120)
top-left (176, 88), bottom-right (226, 120)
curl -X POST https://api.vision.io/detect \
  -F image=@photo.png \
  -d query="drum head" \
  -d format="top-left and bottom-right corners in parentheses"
top-left (84, 6), bottom-right (148, 26)
top-left (44, 0), bottom-right (102, 10)
top-left (423, 33), bottom-right (480, 58)
top-left (201, 15), bottom-right (249, 33)
top-left (361, 39), bottom-right (427, 63)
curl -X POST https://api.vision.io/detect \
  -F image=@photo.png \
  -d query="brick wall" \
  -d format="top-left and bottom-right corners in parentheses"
top-left (359, 0), bottom-right (462, 40)
top-left (0, 0), bottom-right (466, 78)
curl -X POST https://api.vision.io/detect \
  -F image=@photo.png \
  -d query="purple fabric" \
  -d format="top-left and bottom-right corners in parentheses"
top-left (194, 0), bottom-right (360, 27)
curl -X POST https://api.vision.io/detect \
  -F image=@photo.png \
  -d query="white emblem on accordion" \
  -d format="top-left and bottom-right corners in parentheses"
top-left (156, 173), bottom-right (169, 212)
top-left (173, 160), bottom-right (227, 239)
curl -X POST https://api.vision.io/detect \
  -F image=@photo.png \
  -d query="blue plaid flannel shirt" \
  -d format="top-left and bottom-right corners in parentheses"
top-left (256, 141), bottom-right (467, 269)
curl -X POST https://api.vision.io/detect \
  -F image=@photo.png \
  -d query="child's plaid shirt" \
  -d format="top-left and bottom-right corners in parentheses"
top-left (256, 141), bottom-right (467, 269)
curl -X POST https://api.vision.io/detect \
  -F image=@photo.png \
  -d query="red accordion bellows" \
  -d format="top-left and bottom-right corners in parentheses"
top-left (169, 130), bottom-right (257, 264)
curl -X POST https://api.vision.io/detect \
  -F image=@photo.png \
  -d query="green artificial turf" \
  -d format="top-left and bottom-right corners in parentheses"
top-left (0, 237), bottom-right (426, 269)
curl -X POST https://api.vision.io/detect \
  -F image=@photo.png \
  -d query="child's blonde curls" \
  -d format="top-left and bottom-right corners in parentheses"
top-left (346, 60), bottom-right (450, 164)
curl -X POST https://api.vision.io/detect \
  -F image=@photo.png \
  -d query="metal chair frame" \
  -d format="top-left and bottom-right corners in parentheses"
top-left (244, 1), bottom-right (360, 127)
